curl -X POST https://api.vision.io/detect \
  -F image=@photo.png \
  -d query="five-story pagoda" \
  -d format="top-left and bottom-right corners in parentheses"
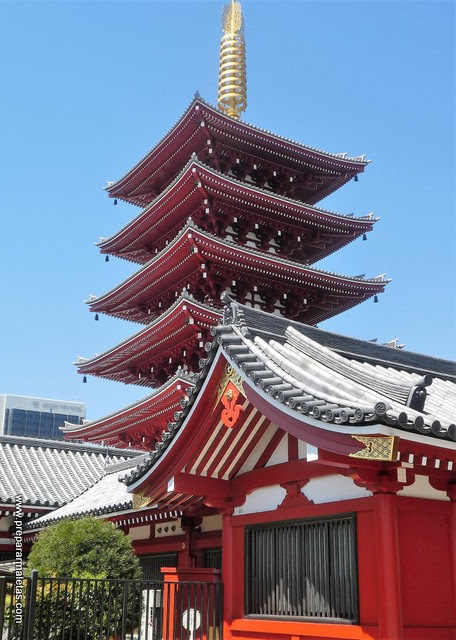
top-left (64, 1), bottom-right (388, 449)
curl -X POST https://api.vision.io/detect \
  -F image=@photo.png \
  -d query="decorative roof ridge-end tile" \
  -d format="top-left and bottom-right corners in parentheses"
top-left (217, 323), bottom-right (456, 441)
top-left (234, 303), bottom-right (456, 381)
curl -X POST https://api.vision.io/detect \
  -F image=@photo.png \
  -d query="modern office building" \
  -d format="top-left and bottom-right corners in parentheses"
top-left (0, 394), bottom-right (85, 440)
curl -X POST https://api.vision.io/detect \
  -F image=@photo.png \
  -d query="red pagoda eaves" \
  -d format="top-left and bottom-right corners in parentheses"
top-left (99, 158), bottom-right (376, 265)
top-left (63, 372), bottom-right (195, 449)
top-left (105, 97), bottom-right (368, 207)
top-left (77, 293), bottom-right (221, 387)
top-left (88, 222), bottom-right (388, 325)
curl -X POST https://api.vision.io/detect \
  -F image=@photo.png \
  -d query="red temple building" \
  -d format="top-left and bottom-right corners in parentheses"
top-left (29, 3), bottom-right (456, 639)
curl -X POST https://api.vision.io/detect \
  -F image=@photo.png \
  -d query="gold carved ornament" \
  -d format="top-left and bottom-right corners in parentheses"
top-left (131, 491), bottom-right (152, 511)
top-left (349, 435), bottom-right (399, 461)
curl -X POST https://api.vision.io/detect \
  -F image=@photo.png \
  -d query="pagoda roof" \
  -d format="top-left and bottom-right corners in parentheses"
top-left (76, 293), bottom-right (222, 387)
top-left (62, 371), bottom-right (196, 449)
top-left (88, 221), bottom-right (388, 325)
top-left (99, 158), bottom-right (376, 265)
top-left (0, 435), bottom-right (139, 510)
top-left (105, 96), bottom-right (368, 207)
top-left (121, 300), bottom-right (456, 493)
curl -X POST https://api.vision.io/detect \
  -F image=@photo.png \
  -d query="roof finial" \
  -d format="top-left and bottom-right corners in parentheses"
top-left (218, 1), bottom-right (247, 120)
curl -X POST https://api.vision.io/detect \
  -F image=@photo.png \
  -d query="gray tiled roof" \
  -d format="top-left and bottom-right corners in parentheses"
top-left (25, 454), bottom-right (148, 530)
top-left (122, 299), bottom-right (456, 485)
top-left (0, 436), bottom-right (141, 508)
top-left (240, 304), bottom-right (456, 381)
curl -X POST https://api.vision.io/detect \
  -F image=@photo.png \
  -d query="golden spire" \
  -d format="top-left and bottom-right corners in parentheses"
top-left (218, 0), bottom-right (247, 120)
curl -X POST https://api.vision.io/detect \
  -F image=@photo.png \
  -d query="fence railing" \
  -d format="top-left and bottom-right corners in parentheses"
top-left (1, 572), bottom-right (223, 640)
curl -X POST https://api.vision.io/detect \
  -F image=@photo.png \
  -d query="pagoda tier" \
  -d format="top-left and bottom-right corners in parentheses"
top-left (76, 293), bottom-right (222, 388)
top-left (106, 97), bottom-right (368, 207)
top-left (99, 158), bottom-right (376, 265)
top-left (88, 222), bottom-right (388, 325)
top-left (62, 372), bottom-right (195, 449)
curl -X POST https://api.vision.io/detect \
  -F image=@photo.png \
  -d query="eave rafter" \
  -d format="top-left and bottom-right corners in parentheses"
top-left (88, 223), bottom-right (388, 326)
top-left (77, 294), bottom-right (221, 387)
top-left (63, 374), bottom-right (196, 449)
top-left (99, 159), bottom-right (376, 266)
top-left (105, 97), bottom-right (368, 207)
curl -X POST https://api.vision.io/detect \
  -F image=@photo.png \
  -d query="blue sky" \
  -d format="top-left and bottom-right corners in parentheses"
top-left (1, 0), bottom-right (454, 421)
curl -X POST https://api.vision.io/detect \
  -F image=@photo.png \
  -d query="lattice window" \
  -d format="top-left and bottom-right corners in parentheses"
top-left (139, 553), bottom-right (178, 581)
top-left (202, 548), bottom-right (222, 570)
top-left (245, 514), bottom-right (358, 622)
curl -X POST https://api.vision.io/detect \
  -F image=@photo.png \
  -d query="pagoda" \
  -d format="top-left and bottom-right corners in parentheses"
top-left (65, 1), bottom-right (388, 449)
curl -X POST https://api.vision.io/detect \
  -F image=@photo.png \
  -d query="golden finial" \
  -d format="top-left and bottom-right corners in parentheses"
top-left (218, 0), bottom-right (247, 120)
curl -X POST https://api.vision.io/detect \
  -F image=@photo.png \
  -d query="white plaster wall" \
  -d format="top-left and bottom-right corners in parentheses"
top-left (303, 474), bottom-right (372, 504)
top-left (128, 525), bottom-right (151, 541)
top-left (397, 474), bottom-right (450, 501)
top-left (200, 515), bottom-right (222, 532)
top-left (0, 515), bottom-right (13, 532)
top-left (233, 485), bottom-right (287, 516)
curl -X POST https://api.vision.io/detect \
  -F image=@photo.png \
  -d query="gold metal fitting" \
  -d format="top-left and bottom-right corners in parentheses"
top-left (218, 1), bottom-right (247, 120)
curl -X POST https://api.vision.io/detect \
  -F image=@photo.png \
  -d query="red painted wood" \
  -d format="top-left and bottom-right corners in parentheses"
top-left (374, 494), bottom-right (403, 640)
top-left (451, 500), bottom-right (456, 626)
top-left (225, 416), bottom-right (272, 479)
top-left (288, 434), bottom-right (298, 461)
top-left (102, 160), bottom-right (373, 265)
top-left (107, 99), bottom-right (366, 207)
top-left (244, 383), bottom-right (373, 457)
top-left (229, 618), bottom-right (377, 639)
top-left (252, 427), bottom-right (283, 470)
top-left (397, 499), bottom-right (455, 629)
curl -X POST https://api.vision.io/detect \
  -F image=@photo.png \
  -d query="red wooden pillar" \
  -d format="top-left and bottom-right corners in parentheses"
top-left (221, 512), bottom-right (233, 629)
top-left (447, 484), bottom-right (456, 616)
top-left (374, 492), bottom-right (403, 640)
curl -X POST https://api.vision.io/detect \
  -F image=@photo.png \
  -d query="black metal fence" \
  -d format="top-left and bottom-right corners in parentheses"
top-left (0, 572), bottom-right (223, 640)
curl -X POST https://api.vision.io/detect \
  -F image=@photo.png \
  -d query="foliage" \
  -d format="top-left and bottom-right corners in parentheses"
top-left (27, 517), bottom-right (142, 580)
top-left (24, 517), bottom-right (143, 639)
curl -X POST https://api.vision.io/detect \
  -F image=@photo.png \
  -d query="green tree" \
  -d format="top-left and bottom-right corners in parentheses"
top-left (25, 518), bottom-right (143, 639)
top-left (27, 516), bottom-right (142, 580)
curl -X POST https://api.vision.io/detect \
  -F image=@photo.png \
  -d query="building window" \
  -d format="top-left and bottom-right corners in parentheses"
top-left (202, 548), bottom-right (222, 570)
top-left (245, 514), bottom-right (358, 623)
top-left (139, 553), bottom-right (178, 581)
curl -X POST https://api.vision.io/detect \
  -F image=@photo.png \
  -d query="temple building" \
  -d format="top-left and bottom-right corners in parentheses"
top-left (27, 2), bottom-right (456, 639)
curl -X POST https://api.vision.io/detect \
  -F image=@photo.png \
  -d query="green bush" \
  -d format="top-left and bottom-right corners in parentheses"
top-left (27, 516), bottom-right (142, 580)
top-left (25, 518), bottom-right (143, 639)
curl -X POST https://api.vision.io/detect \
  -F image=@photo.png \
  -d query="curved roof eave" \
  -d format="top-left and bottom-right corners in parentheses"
top-left (88, 221), bottom-right (389, 311)
top-left (99, 157), bottom-right (376, 257)
top-left (77, 292), bottom-right (221, 372)
top-left (105, 96), bottom-right (369, 198)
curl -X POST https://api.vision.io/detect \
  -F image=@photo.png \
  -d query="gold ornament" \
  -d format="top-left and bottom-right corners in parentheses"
top-left (349, 435), bottom-right (399, 461)
top-left (218, 1), bottom-right (247, 120)
top-left (216, 364), bottom-right (245, 404)
top-left (132, 491), bottom-right (152, 511)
